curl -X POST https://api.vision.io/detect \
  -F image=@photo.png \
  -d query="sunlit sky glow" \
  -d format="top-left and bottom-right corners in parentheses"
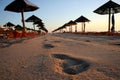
top-left (0, 0), bottom-right (120, 32)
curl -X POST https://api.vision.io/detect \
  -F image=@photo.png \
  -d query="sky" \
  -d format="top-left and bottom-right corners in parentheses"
top-left (0, 0), bottom-right (120, 32)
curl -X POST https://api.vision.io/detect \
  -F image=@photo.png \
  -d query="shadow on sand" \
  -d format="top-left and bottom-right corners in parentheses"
top-left (52, 54), bottom-right (90, 75)
top-left (0, 38), bottom-right (25, 48)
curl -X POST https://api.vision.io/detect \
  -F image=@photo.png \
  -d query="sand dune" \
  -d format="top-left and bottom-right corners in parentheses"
top-left (0, 33), bottom-right (120, 80)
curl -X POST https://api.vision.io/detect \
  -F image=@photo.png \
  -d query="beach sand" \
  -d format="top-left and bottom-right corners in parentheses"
top-left (0, 33), bottom-right (120, 80)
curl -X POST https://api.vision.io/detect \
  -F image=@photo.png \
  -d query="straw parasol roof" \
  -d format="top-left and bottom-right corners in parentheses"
top-left (4, 0), bottom-right (39, 12)
top-left (75, 16), bottom-right (90, 22)
top-left (25, 15), bottom-right (42, 22)
top-left (94, 0), bottom-right (120, 14)
top-left (4, 22), bottom-right (15, 27)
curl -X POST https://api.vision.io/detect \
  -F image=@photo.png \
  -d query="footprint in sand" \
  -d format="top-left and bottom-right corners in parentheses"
top-left (113, 43), bottom-right (120, 46)
top-left (109, 42), bottom-right (120, 47)
top-left (52, 40), bottom-right (61, 43)
top-left (43, 44), bottom-right (55, 49)
top-left (52, 54), bottom-right (90, 75)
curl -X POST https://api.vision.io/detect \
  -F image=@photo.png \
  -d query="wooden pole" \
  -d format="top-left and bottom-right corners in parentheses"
top-left (66, 27), bottom-right (67, 32)
top-left (81, 23), bottom-right (84, 32)
top-left (69, 26), bottom-right (71, 32)
top-left (108, 8), bottom-right (111, 32)
top-left (71, 26), bottom-right (72, 32)
top-left (75, 25), bottom-right (77, 32)
top-left (33, 23), bottom-right (35, 31)
top-left (84, 22), bottom-right (85, 33)
top-left (21, 9), bottom-right (26, 32)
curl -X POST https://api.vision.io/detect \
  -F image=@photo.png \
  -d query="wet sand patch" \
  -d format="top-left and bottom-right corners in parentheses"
top-left (52, 54), bottom-right (90, 75)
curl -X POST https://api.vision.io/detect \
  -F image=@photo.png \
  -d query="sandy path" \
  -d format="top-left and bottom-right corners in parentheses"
top-left (0, 34), bottom-right (120, 80)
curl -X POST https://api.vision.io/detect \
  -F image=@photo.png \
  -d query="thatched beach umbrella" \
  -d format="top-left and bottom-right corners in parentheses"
top-left (4, 0), bottom-right (39, 31)
top-left (75, 16), bottom-right (90, 33)
top-left (66, 20), bottom-right (77, 32)
top-left (52, 27), bottom-right (63, 33)
top-left (36, 22), bottom-right (44, 28)
top-left (15, 25), bottom-right (23, 30)
top-left (93, 0), bottom-right (120, 32)
top-left (52, 23), bottom-right (67, 33)
top-left (36, 22), bottom-right (48, 33)
top-left (25, 15), bottom-right (42, 30)
top-left (4, 22), bottom-right (15, 27)
top-left (38, 26), bottom-right (48, 33)
top-left (62, 23), bottom-right (67, 32)
top-left (34, 20), bottom-right (44, 31)
top-left (34, 20), bottom-right (43, 25)
top-left (59, 24), bottom-right (67, 32)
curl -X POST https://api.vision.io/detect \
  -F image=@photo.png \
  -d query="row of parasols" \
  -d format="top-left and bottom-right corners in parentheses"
top-left (52, 16), bottom-right (90, 33)
top-left (2, 15), bottom-right (48, 33)
top-left (25, 15), bottom-right (48, 33)
top-left (53, 0), bottom-right (120, 33)
top-left (3, 0), bottom-right (49, 32)
top-left (3, 0), bottom-right (120, 33)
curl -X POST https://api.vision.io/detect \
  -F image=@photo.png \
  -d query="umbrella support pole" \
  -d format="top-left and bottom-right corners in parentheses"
top-left (21, 9), bottom-right (26, 32)
top-left (81, 23), bottom-right (84, 33)
top-left (71, 26), bottom-right (72, 32)
top-left (66, 27), bottom-right (67, 32)
top-left (111, 13), bottom-right (115, 32)
top-left (81, 23), bottom-right (83, 32)
top-left (69, 27), bottom-right (71, 32)
top-left (75, 25), bottom-right (77, 32)
top-left (33, 24), bottom-right (35, 31)
top-left (108, 8), bottom-right (111, 32)
top-left (84, 22), bottom-right (85, 33)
